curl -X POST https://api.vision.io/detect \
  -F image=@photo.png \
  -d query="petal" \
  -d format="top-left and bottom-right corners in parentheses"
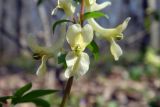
top-left (36, 55), bottom-right (48, 76)
top-left (85, 0), bottom-right (96, 6)
top-left (27, 36), bottom-right (51, 55)
top-left (116, 17), bottom-right (131, 33)
top-left (88, 18), bottom-right (106, 35)
top-left (65, 51), bottom-right (78, 67)
top-left (76, 52), bottom-right (90, 77)
top-left (88, 17), bottom-right (131, 39)
top-left (65, 51), bottom-right (78, 78)
top-left (110, 39), bottom-right (123, 61)
top-left (65, 52), bottom-right (90, 78)
top-left (52, 23), bottom-right (66, 52)
top-left (65, 2), bottom-right (75, 17)
top-left (27, 36), bottom-right (41, 52)
top-left (89, 0), bottom-right (96, 5)
top-left (81, 24), bottom-right (94, 49)
top-left (51, 7), bottom-right (58, 15)
top-left (65, 67), bottom-right (73, 78)
top-left (66, 24), bottom-right (81, 49)
top-left (28, 24), bottom-right (66, 57)
top-left (58, 0), bottom-right (75, 17)
top-left (89, 1), bottom-right (111, 11)
top-left (66, 24), bottom-right (93, 51)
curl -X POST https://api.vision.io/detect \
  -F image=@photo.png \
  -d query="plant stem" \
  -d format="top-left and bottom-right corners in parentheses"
top-left (80, 0), bottom-right (85, 26)
top-left (60, 76), bottom-right (74, 107)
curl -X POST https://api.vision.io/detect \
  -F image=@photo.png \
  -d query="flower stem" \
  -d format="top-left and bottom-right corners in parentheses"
top-left (60, 76), bottom-right (74, 107)
top-left (80, 0), bottom-right (85, 26)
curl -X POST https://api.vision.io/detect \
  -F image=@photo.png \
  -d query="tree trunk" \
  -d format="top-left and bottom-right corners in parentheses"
top-left (148, 0), bottom-right (160, 50)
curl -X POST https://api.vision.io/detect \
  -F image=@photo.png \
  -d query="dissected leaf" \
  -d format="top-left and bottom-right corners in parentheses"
top-left (87, 40), bottom-right (100, 60)
top-left (52, 19), bottom-right (73, 34)
top-left (84, 11), bottom-right (109, 20)
top-left (13, 83), bottom-right (32, 97)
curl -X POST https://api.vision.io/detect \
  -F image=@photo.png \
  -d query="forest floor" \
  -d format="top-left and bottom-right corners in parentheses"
top-left (0, 66), bottom-right (160, 107)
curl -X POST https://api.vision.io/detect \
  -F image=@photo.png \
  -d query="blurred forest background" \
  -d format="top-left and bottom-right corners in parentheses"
top-left (0, 0), bottom-right (160, 107)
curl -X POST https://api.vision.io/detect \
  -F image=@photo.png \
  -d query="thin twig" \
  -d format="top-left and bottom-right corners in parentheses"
top-left (60, 76), bottom-right (74, 107)
top-left (80, 0), bottom-right (85, 27)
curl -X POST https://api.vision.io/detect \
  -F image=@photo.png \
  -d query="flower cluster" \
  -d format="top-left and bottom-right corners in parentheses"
top-left (29, 0), bottom-right (131, 78)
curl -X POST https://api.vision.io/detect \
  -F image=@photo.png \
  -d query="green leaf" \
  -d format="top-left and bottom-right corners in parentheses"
top-left (22, 89), bottom-right (58, 100)
top-left (87, 40), bottom-right (100, 60)
top-left (31, 98), bottom-right (50, 107)
top-left (58, 53), bottom-right (67, 68)
top-left (0, 96), bottom-right (12, 103)
top-left (84, 11), bottom-right (109, 20)
top-left (37, 0), bottom-right (45, 6)
top-left (0, 103), bottom-right (2, 107)
top-left (13, 83), bottom-right (32, 97)
top-left (52, 19), bottom-right (73, 34)
top-left (17, 98), bottom-right (50, 107)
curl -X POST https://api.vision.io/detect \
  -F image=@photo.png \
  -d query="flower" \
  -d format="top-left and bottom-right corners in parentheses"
top-left (36, 55), bottom-right (48, 76)
top-left (85, 0), bottom-right (111, 12)
top-left (28, 24), bottom-right (66, 76)
top-left (65, 51), bottom-right (90, 78)
top-left (51, 0), bottom-right (75, 17)
top-left (65, 24), bottom-right (93, 78)
top-left (66, 24), bottom-right (93, 53)
top-left (88, 17), bottom-right (131, 60)
top-left (28, 37), bottom-right (54, 76)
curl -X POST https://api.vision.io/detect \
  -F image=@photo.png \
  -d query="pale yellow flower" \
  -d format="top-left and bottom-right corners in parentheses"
top-left (36, 55), bottom-right (48, 76)
top-left (88, 17), bottom-right (131, 60)
top-left (65, 24), bottom-right (93, 78)
top-left (65, 51), bottom-right (90, 78)
top-left (28, 24), bottom-right (66, 76)
top-left (85, 0), bottom-right (111, 12)
top-left (51, 0), bottom-right (75, 17)
top-left (66, 24), bottom-right (93, 53)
